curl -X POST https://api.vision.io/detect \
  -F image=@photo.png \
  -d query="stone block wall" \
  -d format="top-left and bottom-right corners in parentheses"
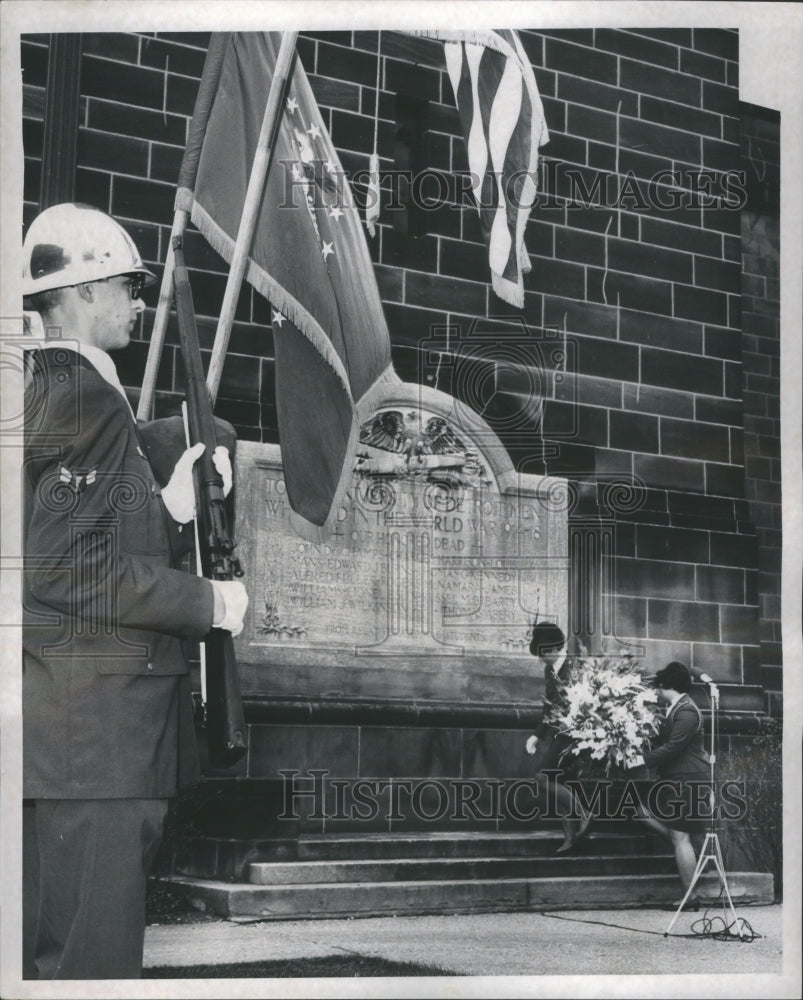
top-left (20, 28), bottom-right (782, 710)
top-left (739, 103), bottom-right (782, 715)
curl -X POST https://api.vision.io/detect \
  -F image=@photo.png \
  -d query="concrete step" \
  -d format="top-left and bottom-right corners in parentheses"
top-left (164, 872), bottom-right (774, 920)
top-left (171, 828), bottom-right (668, 880)
top-left (248, 852), bottom-right (675, 885)
top-left (296, 829), bottom-right (657, 861)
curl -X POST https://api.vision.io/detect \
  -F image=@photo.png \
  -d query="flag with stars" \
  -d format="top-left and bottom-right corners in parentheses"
top-left (184, 33), bottom-right (395, 537)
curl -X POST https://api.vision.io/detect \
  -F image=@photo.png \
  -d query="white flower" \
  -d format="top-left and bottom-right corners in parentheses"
top-left (541, 651), bottom-right (659, 768)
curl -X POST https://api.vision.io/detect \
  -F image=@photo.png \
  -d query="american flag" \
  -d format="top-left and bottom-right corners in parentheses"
top-left (412, 30), bottom-right (549, 307)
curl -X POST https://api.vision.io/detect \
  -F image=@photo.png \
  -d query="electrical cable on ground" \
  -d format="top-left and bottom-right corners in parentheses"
top-left (541, 906), bottom-right (762, 942)
top-left (689, 911), bottom-right (761, 942)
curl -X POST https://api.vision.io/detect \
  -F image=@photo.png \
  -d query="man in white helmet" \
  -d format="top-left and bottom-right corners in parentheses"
top-left (22, 203), bottom-right (249, 979)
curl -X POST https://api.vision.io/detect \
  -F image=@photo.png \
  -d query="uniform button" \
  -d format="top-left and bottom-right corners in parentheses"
top-left (147, 662), bottom-right (154, 672)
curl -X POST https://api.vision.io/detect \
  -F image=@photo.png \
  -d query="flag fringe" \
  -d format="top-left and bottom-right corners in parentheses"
top-left (408, 29), bottom-right (520, 62)
top-left (491, 271), bottom-right (525, 308)
top-left (190, 200), bottom-right (354, 402)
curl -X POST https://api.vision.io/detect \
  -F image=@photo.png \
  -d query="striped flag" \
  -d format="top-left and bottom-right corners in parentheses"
top-left (182, 33), bottom-right (396, 539)
top-left (411, 30), bottom-right (549, 307)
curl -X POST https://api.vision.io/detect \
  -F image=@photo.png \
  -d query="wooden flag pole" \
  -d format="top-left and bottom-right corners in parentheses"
top-left (137, 208), bottom-right (188, 419)
top-left (137, 34), bottom-right (232, 421)
top-left (205, 31), bottom-right (298, 404)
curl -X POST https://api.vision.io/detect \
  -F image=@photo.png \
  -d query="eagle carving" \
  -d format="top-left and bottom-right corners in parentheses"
top-left (355, 409), bottom-right (490, 487)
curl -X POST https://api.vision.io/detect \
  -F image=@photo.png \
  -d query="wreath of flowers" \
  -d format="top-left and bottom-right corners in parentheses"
top-left (542, 654), bottom-right (661, 776)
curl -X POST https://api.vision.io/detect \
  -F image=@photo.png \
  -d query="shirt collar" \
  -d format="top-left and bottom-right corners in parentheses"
top-left (39, 341), bottom-right (136, 420)
top-left (665, 690), bottom-right (685, 713)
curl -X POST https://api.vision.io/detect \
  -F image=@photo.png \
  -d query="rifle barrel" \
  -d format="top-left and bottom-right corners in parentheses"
top-left (172, 234), bottom-right (247, 767)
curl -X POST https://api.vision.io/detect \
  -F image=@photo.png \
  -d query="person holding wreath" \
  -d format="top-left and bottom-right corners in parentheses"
top-left (524, 622), bottom-right (592, 852)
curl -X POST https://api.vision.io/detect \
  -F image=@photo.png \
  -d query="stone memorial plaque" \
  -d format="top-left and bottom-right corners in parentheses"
top-left (233, 391), bottom-right (568, 704)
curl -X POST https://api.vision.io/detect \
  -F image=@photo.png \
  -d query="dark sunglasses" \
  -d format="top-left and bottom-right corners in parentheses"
top-left (126, 275), bottom-right (146, 300)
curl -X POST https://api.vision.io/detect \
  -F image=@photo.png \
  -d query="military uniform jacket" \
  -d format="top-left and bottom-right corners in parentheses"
top-left (23, 348), bottom-right (213, 799)
top-left (643, 694), bottom-right (710, 777)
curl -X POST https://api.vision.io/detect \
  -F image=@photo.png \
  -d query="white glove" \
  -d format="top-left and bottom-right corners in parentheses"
top-left (212, 446), bottom-right (233, 498)
top-left (210, 580), bottom-right (249, 637)
top-left (525, 735), bottom-right (539, 755)
top-left (161, 442), bottom-right (205, 524)
top-left (161, 444), bottom-right (232, 524)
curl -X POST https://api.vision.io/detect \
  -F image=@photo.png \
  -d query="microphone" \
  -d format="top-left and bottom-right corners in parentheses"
top-left (690, 667), bottom-right (715, 685)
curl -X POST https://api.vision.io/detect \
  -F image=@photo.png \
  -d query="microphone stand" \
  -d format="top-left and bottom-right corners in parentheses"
top-left (664, 681), bottom-right (745, 937)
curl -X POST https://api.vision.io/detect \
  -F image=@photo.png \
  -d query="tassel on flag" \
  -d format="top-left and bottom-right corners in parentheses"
top-left (180, 33), bottom-right (396, 538)
top-left (409, 29), bottom-right (549, 307)
top-left (366, 32), bottom-right (383, 237)
top-left (366, 152), bottom-right (381, 237)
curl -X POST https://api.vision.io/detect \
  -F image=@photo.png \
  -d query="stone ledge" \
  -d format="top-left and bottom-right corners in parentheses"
top-left (236, 694), bottom-right (767, 731)
top-left (162, 871), bottom-right (774, 920)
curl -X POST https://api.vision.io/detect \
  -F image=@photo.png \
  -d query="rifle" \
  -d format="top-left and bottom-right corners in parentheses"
top-left (172, 233), bottom-right (247, 767)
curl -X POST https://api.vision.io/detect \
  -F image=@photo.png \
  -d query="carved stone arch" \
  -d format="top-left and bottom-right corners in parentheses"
top-left (356, 378), bottom-right (517, 490)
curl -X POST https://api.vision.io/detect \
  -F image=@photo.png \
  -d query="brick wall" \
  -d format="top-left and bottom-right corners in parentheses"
top-left (21, 28), bottom-right (782, 708)
top-left (739, 104), bottom-right (782, 716)
top-left (21, 31), bottom-right (270, 437)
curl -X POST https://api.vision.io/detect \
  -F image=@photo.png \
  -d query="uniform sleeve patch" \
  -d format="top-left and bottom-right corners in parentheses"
top-left (58, 465), bottom-right (97, 492)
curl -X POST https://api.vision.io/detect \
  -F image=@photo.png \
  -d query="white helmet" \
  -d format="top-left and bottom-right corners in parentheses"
top-left (22, 202), bottom-right (157, 297)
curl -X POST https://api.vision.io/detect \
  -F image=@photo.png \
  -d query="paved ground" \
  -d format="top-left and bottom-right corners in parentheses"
top-left (143, 903), bottom-right (789, 986)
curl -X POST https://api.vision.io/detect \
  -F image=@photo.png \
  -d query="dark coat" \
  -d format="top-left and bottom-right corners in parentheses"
top-left (529, 658), bottom-right (574, 772)
top-left (533, 658), bottom-right (571, 742)
top-left (23, 348), bottom-right (214, 799)
top-left (643, 694), bottom-right (710, 777)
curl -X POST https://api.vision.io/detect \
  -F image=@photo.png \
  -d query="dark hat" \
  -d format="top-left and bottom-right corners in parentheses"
top-left (529, 621), bottom-right (566, 657)
top-left (654, 661), bottom-right (692, 693)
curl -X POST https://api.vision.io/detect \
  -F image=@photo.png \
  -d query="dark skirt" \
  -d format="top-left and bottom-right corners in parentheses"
top-left (646, 772), bottom-right (714, 833)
